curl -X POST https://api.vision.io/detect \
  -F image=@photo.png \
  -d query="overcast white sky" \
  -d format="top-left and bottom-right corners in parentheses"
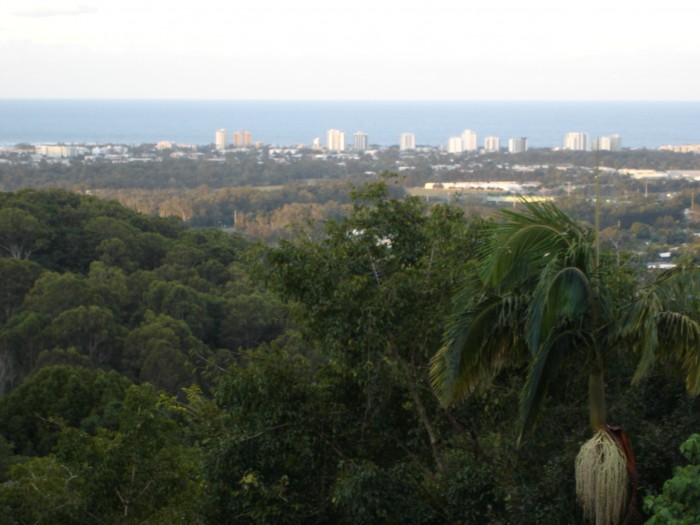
top-left (1, 0), bottom-right (698, 100)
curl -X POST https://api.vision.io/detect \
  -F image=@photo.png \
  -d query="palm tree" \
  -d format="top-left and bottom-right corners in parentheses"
top-left (430, 200), bottom-right (700, 524)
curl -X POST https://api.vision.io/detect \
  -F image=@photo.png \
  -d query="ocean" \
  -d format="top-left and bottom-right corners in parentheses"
top-left (0, 100), bottom-right (699, 149)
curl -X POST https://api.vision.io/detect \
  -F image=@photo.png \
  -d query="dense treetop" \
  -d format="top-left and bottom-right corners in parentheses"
top-left (0, 184), bottom-right (697, 523)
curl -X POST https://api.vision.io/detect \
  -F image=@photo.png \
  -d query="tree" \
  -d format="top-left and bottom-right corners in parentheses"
top-left (197, 338), bottom-right (339, 524)
top-left (22, 271), bottom-right (88, 317)
top-left (0, 258), bottom-right (42, 323)
top-left (269, 179), bottom-right (483, 479)
top-left (644, 434), bottom-right (700, 524)
top-left (430, 200), bottom-right (700, 524)
top-left (0, 365), bottom-right (130, 456)
top-left (0, 207), bottom-right (48, 260)
top-left (0, 311), bottom-right (50, 391)
top-left (144, 280), bottom-right (212, 340)
top-left (121, 312), bottom-right (204, 395)
top-left (47, 305), bottom-right (122, 366)
top-left (56, 384), bottom-right (202, 523)
top-left (218, 292), bottom-right (288, 351)
top-left (0, 383), bottom-right (202, 524)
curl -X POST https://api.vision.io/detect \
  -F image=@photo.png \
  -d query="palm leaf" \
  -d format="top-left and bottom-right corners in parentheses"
top-left (518, 329), bottom-right (586, 444)
top-left (526, 264), bottom-right (593, 355)
top-left (621, 265), bottom-right (700, 394)
top-left (431, 291), bottom-right (528, 406)
top-left (480, 200), bottom-right (594, 292)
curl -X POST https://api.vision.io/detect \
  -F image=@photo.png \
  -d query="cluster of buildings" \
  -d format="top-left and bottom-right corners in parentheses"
top-left (212, 128), bottom-right (623, 154)
top-left (214, 129), bottom-right (256, 150)
top-left (445, 130), bottom-right (527, 154)
top-left (8, 126), bottom-right (679, 166)
top-left (316, 130), bottom-right (369, 152)
top-left (31, 144), bottom-right (135, 162)
top-left (312, 128), bottom-right (624, 154)
top-left (659, 144), bottom-right (700, 154)
top-left (315, 129), bottom-right (530, 154)
top-left (563, 132), bottom-right (622, 152)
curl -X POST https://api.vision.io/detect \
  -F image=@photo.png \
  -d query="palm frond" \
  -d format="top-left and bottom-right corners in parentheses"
top-left (482, 225), bottom-right (570, 290)
top-left (657, 311), bottom-right (700, 395)
top-left (431, 291), bottom-right (528, 406)
top-left (517, 329), bottom-right (589, 444)
top-left (621, 265), bottom-right (700, 394)
top-left (526, 264), bottom-right (593, 355)
top-left (479, 200), bottom-right (595, 292)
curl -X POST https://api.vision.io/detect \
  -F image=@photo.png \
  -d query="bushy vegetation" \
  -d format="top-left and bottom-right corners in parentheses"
top-left (0, 184), bottom-right (697, 523)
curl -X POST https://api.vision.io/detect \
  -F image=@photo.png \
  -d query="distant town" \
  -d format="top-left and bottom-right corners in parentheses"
top-left (0, 129), bottom-right (700, 274)
top-left (2, 127), bottom-right (700, 166)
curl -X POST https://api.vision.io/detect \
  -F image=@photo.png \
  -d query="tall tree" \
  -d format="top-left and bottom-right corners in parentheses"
top-left (270, 179), bottom-right (482, 477)
top-left (430, 200), bottom-right (700, 524)
top-left (0, 208), bottom-right (48, 260)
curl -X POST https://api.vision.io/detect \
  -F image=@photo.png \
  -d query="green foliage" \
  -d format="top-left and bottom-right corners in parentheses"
top-left (47, 305), bottom-right (123, 366)
top-left (0, 189), bottom-right (273, 393)
top-left (431, 200), bottom-right (607, 437)
top-left (432, 199), bottom-right (700, 437)
top-left (0, 311), bottom-right (49, 391)
top-left (57, 384), bottom-right (201, 523)
top-left (0, 384), bottom-right (202, 524)
top-left (218, 291), bottom-right (288, 351)
top-left (269, 179), bottom-right (483, 472)
top-left (0, 184), bottom-right (697, 523)
top-left (332, 460), bottom-right (437, 524)
top-left (0, 258), bottom-right (43, 323)
top-left (0, 365), bottom-right (131, 456)
top-left (430, 199), bottom-right (700, 524)
top-left (199, 338), bottom-right (339, 523)
top-left (122, 311), bottom-right (205, 395)
top-left (442, 448), bottom-right (505, 524)
top-left (0, 456), bottom-right (86, 524)
top-left (22, 271), bottom-right (89, 317)
top-left (144, 280), bottom-right (212, 339)
top-left (0, 207), bottom-right (49, 259)
top-left (644, 434), bottom-right (700, 525)
top-left (622, 266), bottom-right (700, 395)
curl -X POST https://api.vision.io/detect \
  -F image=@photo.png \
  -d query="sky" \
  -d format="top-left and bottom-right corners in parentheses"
top-left (1, 0), bottom-right (699, 100)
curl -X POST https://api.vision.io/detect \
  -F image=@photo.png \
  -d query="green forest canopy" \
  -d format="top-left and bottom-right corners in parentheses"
top-left (0, 186), bottom-right (697, 524)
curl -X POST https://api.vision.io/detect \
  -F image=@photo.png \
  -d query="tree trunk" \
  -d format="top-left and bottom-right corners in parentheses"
top-left (588, 367), bottom-right (607, 431)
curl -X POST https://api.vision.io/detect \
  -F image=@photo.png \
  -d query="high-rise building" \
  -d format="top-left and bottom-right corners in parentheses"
top-left (461, 129), bottom-right (478, 152)
top-left (233, 130), bottom-right (252, 147)
top-left (215, 129), bottom-right (227, 151)
top-left (596, 134), bottom-right (622, 152)
top-left (326, 129), bottom-right (345, 151)
top-left (447, 137), bottom-right (463, 153)
top-left (353, 131), bottom-right (368, 151)
top-left (312, 137), bottom-right (321, 149)
top-left (564, 132), bottom-right (589, 151)
top-left (484, 136), bottom-right (501, 153)
top-left (400, 133), bottom-right (416, 151)
top-left (508, 137), bottom-right (528, 153)
top-left (609, 134), bottom-right (622, 152)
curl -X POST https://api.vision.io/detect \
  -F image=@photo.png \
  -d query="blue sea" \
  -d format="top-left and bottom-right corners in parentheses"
top-left (0, 100), bottom-right (699, 149)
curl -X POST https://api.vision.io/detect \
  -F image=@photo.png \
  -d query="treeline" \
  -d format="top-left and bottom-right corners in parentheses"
top-left (0, 189), bottom-right (283, 395)
top-left (0, 186), bottom-right (697, 523)
top-left (3, 149), bottom-right (699, 194)
top-left (90, 181), bottom-right (357, 240)
top-left (0, 154), bottom-right (373, 192)
top-left (485, 149), bottom-right (700, 171)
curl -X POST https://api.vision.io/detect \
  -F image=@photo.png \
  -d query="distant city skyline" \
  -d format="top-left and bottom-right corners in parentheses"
top-left (1, 1), bottom-right (699, 100)
top-left (2, 100), bottom-right (697, 149)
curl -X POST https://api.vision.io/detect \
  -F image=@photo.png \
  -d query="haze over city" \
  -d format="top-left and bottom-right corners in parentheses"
top-left (1, 0), bottom-right (699, 100)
